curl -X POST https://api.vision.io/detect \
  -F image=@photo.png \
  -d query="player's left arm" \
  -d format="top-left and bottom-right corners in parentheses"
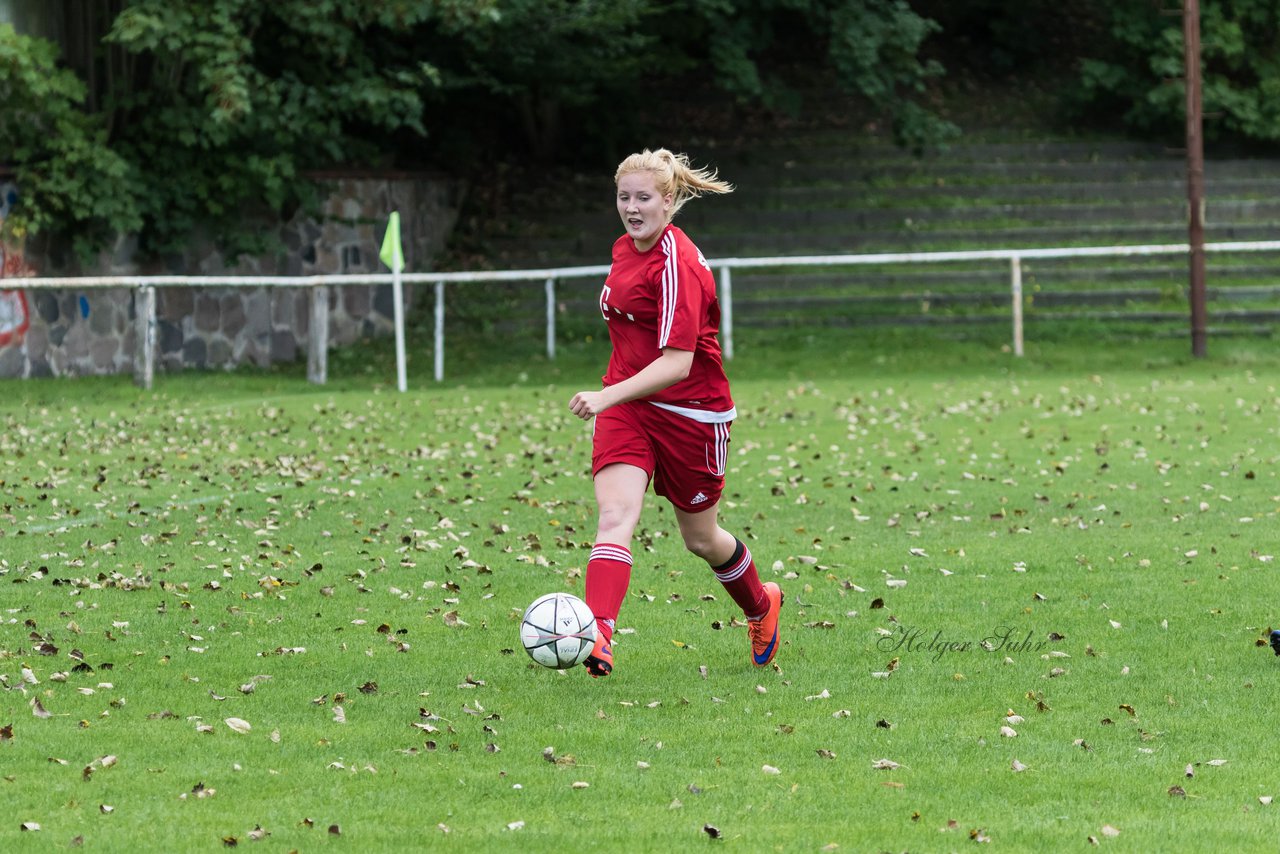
top-left (568, 348), bottom-right (692, 420)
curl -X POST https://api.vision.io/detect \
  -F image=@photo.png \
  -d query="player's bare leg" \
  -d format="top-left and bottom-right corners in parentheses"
top-left (583, 463), bottom-right (648, 677)
top-left (675, 503), bottom-right (782, 666)
top-left (674, 500), bottom-right (737, 565)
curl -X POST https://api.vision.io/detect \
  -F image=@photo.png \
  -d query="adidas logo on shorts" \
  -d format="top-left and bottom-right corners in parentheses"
top-left (690, 492), bottom-right (709, 505)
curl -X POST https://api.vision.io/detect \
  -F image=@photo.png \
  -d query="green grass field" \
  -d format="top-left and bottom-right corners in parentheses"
top-left (2, 327), bottom-right (1279, 852)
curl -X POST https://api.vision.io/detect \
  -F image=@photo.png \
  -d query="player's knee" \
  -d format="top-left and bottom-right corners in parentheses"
top-left (597, 503), bottom-right (639, 539)
top-left (680, 529), bottom-right (719, 561)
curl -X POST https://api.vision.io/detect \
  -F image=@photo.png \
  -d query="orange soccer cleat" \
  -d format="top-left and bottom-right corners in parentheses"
top-left (747, 582), bottom-right (783, 667)
top-left (583, 625), bottom-right (613, 678)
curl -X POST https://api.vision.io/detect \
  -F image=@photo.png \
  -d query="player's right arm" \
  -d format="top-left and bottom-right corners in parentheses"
top-left (568, 348), bottom-right (693, 420)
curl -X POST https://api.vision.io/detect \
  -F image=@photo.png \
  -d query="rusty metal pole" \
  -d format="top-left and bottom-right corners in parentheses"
top-left (1185, 0), bottom-right (1208, 357)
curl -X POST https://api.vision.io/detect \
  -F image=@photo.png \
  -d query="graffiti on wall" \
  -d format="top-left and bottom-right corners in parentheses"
top-left (0, 181), bottom-right (32, 347)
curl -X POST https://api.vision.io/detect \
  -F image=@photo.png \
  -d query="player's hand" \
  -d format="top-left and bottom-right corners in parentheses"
top-left (568, 390), bottom-right (609, 420)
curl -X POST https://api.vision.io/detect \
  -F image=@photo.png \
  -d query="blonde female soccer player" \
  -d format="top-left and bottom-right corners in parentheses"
top-left (568, 148), bottom-right (782, 678)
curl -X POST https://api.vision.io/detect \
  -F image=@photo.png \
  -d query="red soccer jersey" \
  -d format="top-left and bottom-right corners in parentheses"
top-left (599, 224), bottom-right (734, 420)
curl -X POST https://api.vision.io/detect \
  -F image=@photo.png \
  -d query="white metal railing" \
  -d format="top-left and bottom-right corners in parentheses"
top-left (4, 239), bottom-right (1280, 388)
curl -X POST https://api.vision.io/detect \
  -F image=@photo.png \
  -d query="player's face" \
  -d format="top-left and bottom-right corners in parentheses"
top-left (616, 171), bottom-right (672, 252)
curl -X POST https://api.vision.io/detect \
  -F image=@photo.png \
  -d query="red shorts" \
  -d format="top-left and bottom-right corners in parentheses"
top-left (592, 401), bottom-right (732, 513)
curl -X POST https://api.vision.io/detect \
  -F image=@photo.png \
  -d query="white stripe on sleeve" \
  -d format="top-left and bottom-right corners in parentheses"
top-left (658, 230), bottom-right (678, 348)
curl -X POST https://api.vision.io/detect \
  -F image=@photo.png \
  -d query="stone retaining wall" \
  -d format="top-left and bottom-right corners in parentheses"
top-left (0, 173), bottom-right (460, 378)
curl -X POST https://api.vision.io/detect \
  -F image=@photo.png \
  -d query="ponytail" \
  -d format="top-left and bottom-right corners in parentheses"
top-left (614, 148), bottom-right (733, 219)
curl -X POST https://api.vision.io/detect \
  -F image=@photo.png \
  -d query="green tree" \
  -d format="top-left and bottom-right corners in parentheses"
top-left (0, 24), bottom-right (140, 256)
top-left (0, 0), bottom-right (954, 259)
top-left (682, 0), bottom-right (955, 150)
top-left (101, 0), bottom-right (440, 257)
top-left (424, 0), bottom-right (662, 162)
top-left (426, 0), bottom-right (956, 158)
top-left (1078, 0), bottom-right (1280, 144)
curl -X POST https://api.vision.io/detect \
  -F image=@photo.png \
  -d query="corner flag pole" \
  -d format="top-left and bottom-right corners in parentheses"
top-left (380, 212), bottom-right (409, 392)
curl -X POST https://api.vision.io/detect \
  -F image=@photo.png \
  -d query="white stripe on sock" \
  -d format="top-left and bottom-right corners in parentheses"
top-left (591, 544), bottom-right (633, 565)
top-left (712, 547), bottom-right (752, 583)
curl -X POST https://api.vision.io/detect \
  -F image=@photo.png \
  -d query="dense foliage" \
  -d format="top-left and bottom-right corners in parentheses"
top-left (0, 23), bottom-right (140, 257)
top-left (4, 0), bottom-right (1280, 259)
top-left (1077, 0), bottom-right (1280, 145)
top-left (0, 0), bottom-right (955, 258)
top-left (100, 0), bottom-right (439, 258)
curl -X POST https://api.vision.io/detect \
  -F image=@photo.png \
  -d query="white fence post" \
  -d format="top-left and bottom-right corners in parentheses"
top-left (719, 265), bottom-right (733, 360)
top-left (133, 284), bottom-right (156, 389)
top-left (545, 277), bottom-right (556, 360)
top-left (434, 281), bottom-right (445, 382)
top-left (1010, 256), bottom-right (1024, 357)
top-left (308, 284), bottom-right (329, 384)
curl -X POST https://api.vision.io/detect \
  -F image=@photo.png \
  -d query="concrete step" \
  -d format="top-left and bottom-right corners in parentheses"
top-left (728, 307), bottom-right (1280, 329)
top-left (716, 220), bottom-right (1277, 252)
top-left (720, 157), bottom-right (1280, 188)
top-left (554, 194), bottom-right (1280, 234)
top-left (712, 137), bottom-right (1165, 165)
top-left (677, 199), bottom-right (1280, 233)
top-left (736, 261), bottom-right (1280, 288)
top-left (548, 182), bottom-right (1280, 238)
top-left (557, 288), bottom-right (1280, 330)
top-left (727, 176), bottom-right (1280, 206)
top-left (727, 290), bottom-right (1280, 319)
top-left (468, 128), bottom-right (1280, 345)
top-left (484, 221), bottom-right (1280, 268)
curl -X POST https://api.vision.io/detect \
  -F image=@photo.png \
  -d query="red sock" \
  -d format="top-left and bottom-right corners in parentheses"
top-left (584, 543), bottom-right (632, 642)
top-left (712, 538), bottom-right (768, 619)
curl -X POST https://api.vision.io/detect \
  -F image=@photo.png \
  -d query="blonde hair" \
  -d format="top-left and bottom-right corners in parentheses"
top-left (614, 148), bottom-right (734, 220)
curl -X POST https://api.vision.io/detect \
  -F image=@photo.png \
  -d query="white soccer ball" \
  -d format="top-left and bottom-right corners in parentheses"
top-left (520, 592), bottom-right (597, 669)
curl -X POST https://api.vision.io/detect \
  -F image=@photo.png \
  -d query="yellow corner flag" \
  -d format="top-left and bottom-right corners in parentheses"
top-left (380, 211), bottom-right (404, 272)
